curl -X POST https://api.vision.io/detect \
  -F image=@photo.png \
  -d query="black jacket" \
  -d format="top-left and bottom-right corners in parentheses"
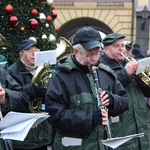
top-left (0, 65), bottom-right (29, 150)
top-left (7, 58), bottom-right (51, 149)
top-left (45, 54), bottom-right (128, 150)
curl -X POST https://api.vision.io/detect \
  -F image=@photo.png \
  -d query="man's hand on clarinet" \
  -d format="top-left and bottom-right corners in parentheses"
top-left (101, 109), bottom-right (108, 126)
top-left (100, 91), bottom-right (110, 107)
top-left (100, 90), bottom-right (114, 108)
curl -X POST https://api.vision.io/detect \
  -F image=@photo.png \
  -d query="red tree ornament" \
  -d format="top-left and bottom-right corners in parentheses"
top-left (9, 16), bottom-right (18, 25)
top-left (5, 4), bottom-right (13, 13)
top-left (46, 15), bottom-right (52, 23)
top-left (50, 4), bottom-right (55, 10)
top-left (29, 19), bottom-right (38, 29)
top-left (54, 26), bottom-right (58, 32)
top-left (52, 10), bottom-right (57, 19)
top-left (31, 8), bottom-right (38, 16)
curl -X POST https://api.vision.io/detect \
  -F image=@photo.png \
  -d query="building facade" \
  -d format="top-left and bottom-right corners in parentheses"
top-left (54, 0), bottom-right (150, 55)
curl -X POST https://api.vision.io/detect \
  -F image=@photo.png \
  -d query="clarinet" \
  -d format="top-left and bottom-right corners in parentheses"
top-left (91, 66), bottom-right (112, 139)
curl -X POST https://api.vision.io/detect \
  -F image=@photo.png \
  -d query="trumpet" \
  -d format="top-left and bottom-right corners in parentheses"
top-left (120, 52), bottom-right (150, 86)
top-left (91, 66), bottom-right (112, 139)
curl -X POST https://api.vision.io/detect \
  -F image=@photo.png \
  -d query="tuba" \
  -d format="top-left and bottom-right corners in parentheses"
top-left (0, 34), bottom-right (9, 50)
top-left (120, 53), bottom-right (150, 86)
top-left (29, 37), bottom-right (73, 113)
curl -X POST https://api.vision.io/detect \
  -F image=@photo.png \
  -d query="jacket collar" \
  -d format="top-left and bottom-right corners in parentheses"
top-left (16, 58), bottom-right (30, 74)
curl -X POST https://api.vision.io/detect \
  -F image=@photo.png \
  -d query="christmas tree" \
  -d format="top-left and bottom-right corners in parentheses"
top-left (0, 0), bottom-right (58, 65)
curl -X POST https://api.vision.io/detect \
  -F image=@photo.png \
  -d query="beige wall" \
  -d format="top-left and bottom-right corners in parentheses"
top-left (54, 1), bottom-right (134, 41)
top-left (54, 0), bottom-right (150, 45)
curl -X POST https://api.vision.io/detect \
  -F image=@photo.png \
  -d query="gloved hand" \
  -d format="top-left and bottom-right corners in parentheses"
top-left (32, 84), bottom-right (46, 97)
top-left (107, 93), bottom-right (114, 109)
top-left (92, 109), bottom-right (102, 128)
top-left (23, 84), bottom-right (46, 101)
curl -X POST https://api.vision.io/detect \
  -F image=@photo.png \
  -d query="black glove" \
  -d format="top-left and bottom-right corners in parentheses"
top-left (107, 93), bottom-right (114, 109)
top-left (23, 84), bottom-right (46, 101)
top-left (92, 109), bottom-right (102, 128)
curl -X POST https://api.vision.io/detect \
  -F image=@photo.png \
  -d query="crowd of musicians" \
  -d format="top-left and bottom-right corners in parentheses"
top-left (0, 26), bottom-right (150, 150)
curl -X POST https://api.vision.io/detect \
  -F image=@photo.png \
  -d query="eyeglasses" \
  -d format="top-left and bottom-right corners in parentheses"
top-left (81, 51), bottom-right (100, 57)
top-left (26, 49), bottom-right (40, 53)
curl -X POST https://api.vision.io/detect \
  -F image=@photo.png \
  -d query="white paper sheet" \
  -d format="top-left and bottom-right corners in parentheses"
top-left (101, 133), bottom-right (144, 149)
top-left (136, 57), bottom-right (150, 74)
top-left (34, 50), bottom-right (56, 66)
top-left (0, 111), bottom-right (50, 141)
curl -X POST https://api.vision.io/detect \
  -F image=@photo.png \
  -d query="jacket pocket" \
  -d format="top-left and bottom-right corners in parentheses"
top-left (70, 93), bottom-right (94, 111)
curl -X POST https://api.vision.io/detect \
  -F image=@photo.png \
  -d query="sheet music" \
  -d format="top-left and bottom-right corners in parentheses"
top-left (34, 50), bottom-right (56, 66)
top-left (0, 111), bottom-right (50, 141)
top-left (101, 133), bottom-right (144, 149)
top-left (136, 57), bottom-right (150, 74)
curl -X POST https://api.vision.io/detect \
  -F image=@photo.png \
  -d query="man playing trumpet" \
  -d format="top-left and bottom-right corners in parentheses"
top-left (100, 33), bottom-right (150, 150)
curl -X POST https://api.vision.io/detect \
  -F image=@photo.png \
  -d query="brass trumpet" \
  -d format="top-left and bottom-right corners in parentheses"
top-left (120, 52), bottom-right (150, 86)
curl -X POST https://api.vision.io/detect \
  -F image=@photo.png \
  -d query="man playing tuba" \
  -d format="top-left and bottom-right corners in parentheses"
top-left (7, 39), bottom-right (52, 150)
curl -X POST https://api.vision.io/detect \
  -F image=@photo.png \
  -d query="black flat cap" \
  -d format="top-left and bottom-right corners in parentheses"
top-left (73, 26), bottom-right (102, 50)
top-left (103, 33), bottom-right (125, 46)
top-left (125, 42), bottom-right (132, 49)
top-left (18, 39), bottom-right (39, 52)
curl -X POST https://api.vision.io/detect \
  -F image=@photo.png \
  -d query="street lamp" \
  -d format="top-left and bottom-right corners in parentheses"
top-left (141, 5), bottom-right (149, 30)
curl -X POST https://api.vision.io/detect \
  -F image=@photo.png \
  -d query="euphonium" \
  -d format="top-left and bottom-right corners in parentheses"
top-left (29, 37), bottom-right (73, 113)
top-left (120, 52), bottom-right (150, 86)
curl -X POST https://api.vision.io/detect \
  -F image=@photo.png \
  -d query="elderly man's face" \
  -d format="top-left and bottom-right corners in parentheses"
top-left (75, 47), bottom-right (100, 67)
top-left (19, 45), bottom-right (40, 66)
top-left (103, 39), bottom-right (126, 64)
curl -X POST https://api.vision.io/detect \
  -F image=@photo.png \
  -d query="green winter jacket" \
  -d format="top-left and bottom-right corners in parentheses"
top-left (45, 55), bottom-right (128, 150)
top-left (100, 54), bottom-right (149, 150)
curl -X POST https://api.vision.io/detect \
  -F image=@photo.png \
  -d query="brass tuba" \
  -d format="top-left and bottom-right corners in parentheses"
top-left (120, 53), bottom-right (150, 86)
top-left (29, 37), bottom-right (73, 113)
top-left (0, 34), bottom-right (9, 50)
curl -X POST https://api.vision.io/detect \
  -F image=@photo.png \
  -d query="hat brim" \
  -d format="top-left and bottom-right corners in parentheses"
top-left (23, 43), bottom-right (39, 50)
top-left (125, 45), bottom-right (132, 49)
top-left (81, 41), bottom-right (101, 50)
top-left (103, 35), bottom-right (125, 46)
